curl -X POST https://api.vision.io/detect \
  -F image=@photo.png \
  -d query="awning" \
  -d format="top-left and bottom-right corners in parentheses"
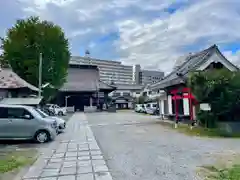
top-left (0, 97), bottom-right (43, 105)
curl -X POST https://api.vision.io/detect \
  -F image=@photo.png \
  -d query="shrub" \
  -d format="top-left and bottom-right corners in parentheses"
top-left (188, 69), bottom-right (240, 127)
top-left (197, 110), bottom-right (218, 128)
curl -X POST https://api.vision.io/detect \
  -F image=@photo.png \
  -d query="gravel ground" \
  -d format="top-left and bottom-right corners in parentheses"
top-left (86, 111), bottom-right (240, 180)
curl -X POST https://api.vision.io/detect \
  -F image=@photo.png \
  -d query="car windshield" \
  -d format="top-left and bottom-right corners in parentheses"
top-left (34, 108), bottom-right (48, 118)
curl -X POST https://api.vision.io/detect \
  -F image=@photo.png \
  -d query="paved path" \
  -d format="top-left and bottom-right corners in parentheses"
top-left (18, 111), bottom-right (240, 180)
top-left (19, 113), bottom-right (112, 180)
top-left (86, 111), bottom-right (240, 180)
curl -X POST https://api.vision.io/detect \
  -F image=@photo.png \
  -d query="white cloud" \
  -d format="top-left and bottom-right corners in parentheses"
top-left (69, 28), bottom-right (92, 38)
top-left (224, 51), bottom-right (240, 66)
top-left (116, 0), bottom-right (240, 72)
top-left (11, 0), bottom-right (240, 73)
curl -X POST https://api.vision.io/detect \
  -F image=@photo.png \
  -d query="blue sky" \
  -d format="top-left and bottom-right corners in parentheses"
top-left (1, 0), bottom-right (240, 73)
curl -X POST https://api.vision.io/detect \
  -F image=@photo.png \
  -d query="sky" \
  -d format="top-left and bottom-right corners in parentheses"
top-left (1, 0), bottom-right (240, 73)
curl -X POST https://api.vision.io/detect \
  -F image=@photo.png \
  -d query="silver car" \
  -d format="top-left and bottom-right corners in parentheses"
top-left (0, 104), bottom-right (57, 143)
top-left (35, 108), bottom-right (66, 133)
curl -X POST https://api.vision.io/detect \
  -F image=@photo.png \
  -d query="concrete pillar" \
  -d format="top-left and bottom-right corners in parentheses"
top-left (167, 95), bottom-right (172, 114)
top-left (183, 93), bottom-right (190, 115)
top-left (128, 102), bottom-right (132, 109)
top-left (90, 97), bottom-right (92, 107)
top-left (160, 100), bottom-right (164, 115)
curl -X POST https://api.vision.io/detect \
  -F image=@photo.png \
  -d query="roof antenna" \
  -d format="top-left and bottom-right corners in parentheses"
top-left (85, 50), bottom-right (91, 65)
top-left (85, 50), bottom-right (90, 57)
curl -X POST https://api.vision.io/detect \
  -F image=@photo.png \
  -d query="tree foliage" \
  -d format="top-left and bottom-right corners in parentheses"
top-left (135, 95), bottom-right (147, 104)
top-left (188, 69), bottom-right (240, 125)
top-left (1, 16), bottom-right (70, 100)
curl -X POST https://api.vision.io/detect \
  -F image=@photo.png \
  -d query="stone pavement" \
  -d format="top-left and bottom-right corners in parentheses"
top-left (19, 113), bottom-right (112, 180)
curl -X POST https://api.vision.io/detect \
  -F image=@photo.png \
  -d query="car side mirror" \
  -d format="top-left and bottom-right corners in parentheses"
top-left (23, 114), bottom-right (32, 120)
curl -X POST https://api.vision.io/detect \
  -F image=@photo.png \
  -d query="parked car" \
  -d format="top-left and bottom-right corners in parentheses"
top-left (36, 108), bottom-right (66, 133)
top-left (41, 107), bottom-right (55, 116)
top-left (135, 104), bottom-right (143, 112)
top-left (140, 104), bottom-right (147, 113)
top-left (46, 104), bottom-right (67, 116)
top-left (146, 103), bottom-right (158, 115)
top-left (0, 104), bottom-right (57, 143)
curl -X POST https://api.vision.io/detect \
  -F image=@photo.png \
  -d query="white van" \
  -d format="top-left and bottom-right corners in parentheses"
top-left (146, 103), bottom-right (158, 114)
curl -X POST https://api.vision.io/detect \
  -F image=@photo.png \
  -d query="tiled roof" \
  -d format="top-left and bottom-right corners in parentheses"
top-left (99, 81), bottom-right (116, 90)
top-left (0, 68), bottom-right (39, 91)
top-left (150, 44), bottom-right (238, 90)
top-left (60, 65), bottom-right (115, 92)
top-left (114, 83), bottom-right (143, 90)
top-left (0, 97), bottom-right (42, 105)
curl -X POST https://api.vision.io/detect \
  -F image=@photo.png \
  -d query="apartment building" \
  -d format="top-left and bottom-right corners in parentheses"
top-left (133, 65), bottom-right (164, 85)
top-left (71, 56), bottom-right (133, 84)
top-left (70, 55), bottom-right (164, 85)
top-left (140, 70), bottom-right (165, 85)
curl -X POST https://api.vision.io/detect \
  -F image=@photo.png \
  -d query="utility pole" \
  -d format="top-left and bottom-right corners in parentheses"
top-left (38, 53), bottom-right (42, 98)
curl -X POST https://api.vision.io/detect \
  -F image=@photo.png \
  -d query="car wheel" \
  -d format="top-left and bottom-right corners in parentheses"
top-left (35, 130), bottom-right (50, 143)
top-left (58, 111), bottom-right (63, 116)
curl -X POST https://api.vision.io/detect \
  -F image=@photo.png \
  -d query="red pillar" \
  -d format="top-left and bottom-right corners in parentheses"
top-left (188, 89), bottom-right (193, 121)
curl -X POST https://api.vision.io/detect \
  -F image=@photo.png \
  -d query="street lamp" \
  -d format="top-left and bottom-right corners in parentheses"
top-left (65, 96), bottom-right (70, 108)
top-left (38, 53), bottom-right (54, 97)
top-left (38, 53), bottom-right (42, 98)
top-left (42, 83), bottom-right (50, 88)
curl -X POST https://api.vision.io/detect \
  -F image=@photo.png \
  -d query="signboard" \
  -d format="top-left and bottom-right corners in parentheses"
top-left (200, 103), bottom-right (211, 111)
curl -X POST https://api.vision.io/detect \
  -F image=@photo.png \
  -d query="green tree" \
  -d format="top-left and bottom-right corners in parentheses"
top-left (188, 69), bottom-right (240, 127)
top-left (135, 95), bottom-right (147, 104)
top-left (1, 16), bottom-right (70, 100)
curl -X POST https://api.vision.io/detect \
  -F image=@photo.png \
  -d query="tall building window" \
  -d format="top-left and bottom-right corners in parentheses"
top-left (123, 92), bottom-right (130, 96)
top-left (113, 92), bottom-right (121, 97)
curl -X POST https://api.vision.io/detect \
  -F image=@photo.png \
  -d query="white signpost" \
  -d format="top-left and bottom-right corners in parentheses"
top-left (200, 103), bottom-right (211, 111)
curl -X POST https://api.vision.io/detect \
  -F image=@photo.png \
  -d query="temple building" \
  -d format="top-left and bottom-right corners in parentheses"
top-left (149, 44), bottom-right (239, 121)
top-left (54, 64), bottom-right (115, 111)
top-left (0, 68), bottom-right (39, 99)
top-left (0, 68), bottom-right (41, 105)
top-left (109, 84), bottom-right (143, 109)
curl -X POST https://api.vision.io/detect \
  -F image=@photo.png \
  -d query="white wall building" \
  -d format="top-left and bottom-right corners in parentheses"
top-left (71, 56), bottom-right (134, 84)
top-left (140, 70), bottom-right (165, 85)
top-left (71, 56), bottom-right (164, 85)
top-left (133, 65), bottom-right (164, 85)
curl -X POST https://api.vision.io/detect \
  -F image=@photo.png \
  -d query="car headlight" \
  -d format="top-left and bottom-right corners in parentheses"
top-left (51, 121), bottom-right (57, 128)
